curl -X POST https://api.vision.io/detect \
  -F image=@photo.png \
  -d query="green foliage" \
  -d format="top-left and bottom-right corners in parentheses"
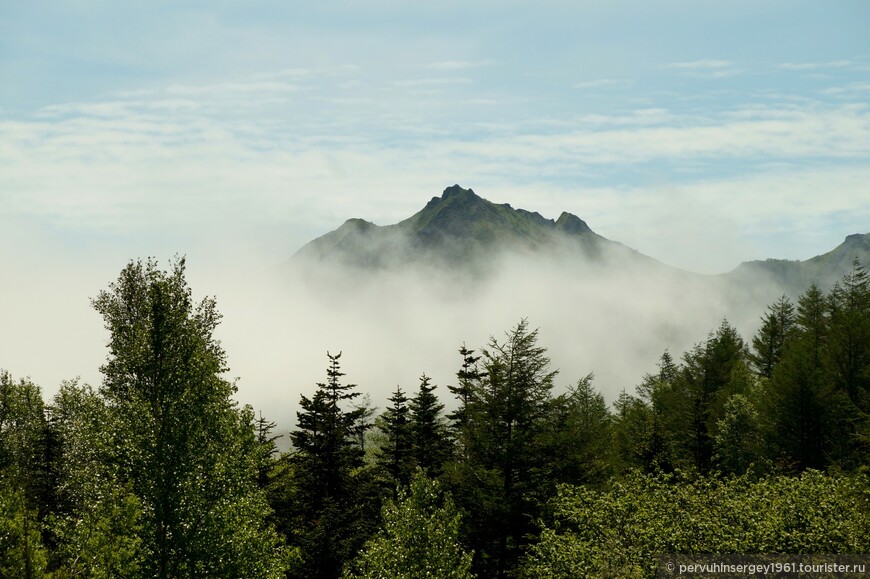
top-left (448, 319), bottom-right (559, 576)
top-left (759, 263), bottom-right (870, 470)
top-left (409, 373), bottom-right (451, 478)
top-left (824, 258), bottom-right (870, 466)
top-left (750, 295), bottom-right (796, 379)
top-left (49, 485), bottom-right (143, 579)
top-left (633, 351), bottom-right (679, 471)
top-left (611, 389), bottom-right (655, 473)
top-left (286, 352), bottom-right (381, 579)
top-left (665, 320), bottom-right (751, 473)
top-left (290, 352), bottom-right (367, 503)
top-left (521, 470), bottom-right (870, 578)
top-left (713, 393), bottom-right (764, 475)
top-left (47, 380), bottom-right (145, 577)
top-left (343, 472), bottom-right (474, 579)
top-left (0, 480), bottom-right (49, 579)
top-left (0, 371), bottom-right (52, 579)
top-left (448, 344), bottom-right (482, 437)
top-left (377, 386), bottom-right (414, 488)
top-left (4, 255), bottom-right (870, 578)
top-left (548, 375), bottom-right (611, 485)
top-left (91, 257), bottom-right (287, 578)
top-left (762, 284), bottom-right (828, 470)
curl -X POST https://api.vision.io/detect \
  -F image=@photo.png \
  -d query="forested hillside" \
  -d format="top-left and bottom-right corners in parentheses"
top-left (2, 256), bottom-right (869, 578)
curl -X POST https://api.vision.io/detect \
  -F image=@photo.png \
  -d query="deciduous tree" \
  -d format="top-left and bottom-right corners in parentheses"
top-left (92, 257), bottom-right (286, 578)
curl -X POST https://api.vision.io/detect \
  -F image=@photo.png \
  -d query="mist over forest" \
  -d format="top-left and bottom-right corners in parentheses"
top-left (246, 246), bottom-right (756, 434)
top-left (3, 2), bottom-right (870, 576)
top-left (3, 188), bottom-right (865, 442)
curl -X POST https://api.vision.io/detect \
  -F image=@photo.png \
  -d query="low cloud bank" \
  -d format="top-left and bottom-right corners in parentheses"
top-left (0, 241), bottom-right (784, 443)
top-left (210, 246), bottom-right (782, 439)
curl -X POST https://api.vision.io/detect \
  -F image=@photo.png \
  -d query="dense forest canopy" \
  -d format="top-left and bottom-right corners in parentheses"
top-left (1, 256), bottom-right (868, 578)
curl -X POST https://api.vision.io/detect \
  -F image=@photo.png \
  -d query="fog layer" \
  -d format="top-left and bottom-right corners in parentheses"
top-left (209, 244), bottom-right (782, 438)
top-left (0, 234), bottom-right (786, 442)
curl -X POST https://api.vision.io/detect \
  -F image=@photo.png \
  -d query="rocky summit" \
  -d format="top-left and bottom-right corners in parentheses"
top-left (292, 184), bottom-right (869, 298)
top-left (292, 185), bottom-right (646, 271)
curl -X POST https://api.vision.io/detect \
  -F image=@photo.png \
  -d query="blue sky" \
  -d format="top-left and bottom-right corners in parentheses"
top-left (2, 1), bottom-right (870, 400)
top-left (3, 1), bottom-right (869, 269)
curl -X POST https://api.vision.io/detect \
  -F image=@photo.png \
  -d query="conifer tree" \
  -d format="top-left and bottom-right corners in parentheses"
top-left (763, 284), bottom-right (828, 470)
top-left (410, 373), bottom-right (451, 477)
top-left (452, 319), bottom-right (557, 576)
top-left (666, 320), bottom-right (749, 473)
top-left (377, 386), bottom-right (413, 489)
top-left (288, 352), bottom-right (378, 579)
top-left (254, 411), bottom-right (284, 492)
top-left (634, 351), bottom-right (679, 471)
top-left (826, 259), bottom-right (870, 403)
top-left (750, 295), bottom-right (796, 379)
top-left (549, 374), bottom-right (611, 484)
top-left (713, 393), bottom-right (763, 475)
top-left (291, 353), bottom-right (366, 506)
top-left (611, 388), bottom-right (654, 472)
top-left (447, 344), bottom-right (482, 435)
top-left (823, 259), bottom-right (870, 466)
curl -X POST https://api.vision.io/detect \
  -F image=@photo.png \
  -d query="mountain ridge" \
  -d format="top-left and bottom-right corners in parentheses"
top-left (293, 184), bottom-right (646, 271)
top-left (292, 184), bottom-right (869, 295)
top-left (726, 232), bottom-right (870, 293)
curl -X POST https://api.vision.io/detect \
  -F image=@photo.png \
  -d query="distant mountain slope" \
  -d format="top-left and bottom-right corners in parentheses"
top-left (291, 184), bottom-right (868, 299)
top-left (292, 185), bottom-right (655, 271)
top-left (726, 233), bottom-right (870, 296)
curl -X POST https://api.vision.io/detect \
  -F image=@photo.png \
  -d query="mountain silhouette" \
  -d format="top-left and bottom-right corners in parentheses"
top-left (292, 184), bottom-right (868, 297)
top-left (293, 185), bottom-right (651, 271)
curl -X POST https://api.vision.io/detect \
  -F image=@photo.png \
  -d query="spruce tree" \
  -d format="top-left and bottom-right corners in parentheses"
top-left (288, 352), bottom-right (378, 579)
top-left (409, 373), bottom-right (451, 478)
top-left (453, 319), bottom-right (558, 576)
top-left (377, 386), bottom-right (413, 489)
top-left (826, 259), bottom-right (870, 404)
top-left (634, 351), bottom-right (679, 472)
top-left (549, 374), bottom-right (611, 484)
top-left (447, 344), bottom-right (482, 435)
top-left (764, 284), bottom-right (828, 470)
top-left (824, 259), bottom-right (870, 466)
top-left (666, 320), bottom-right (749, 473)
top-left (750, 295), bottom-right (796, 379)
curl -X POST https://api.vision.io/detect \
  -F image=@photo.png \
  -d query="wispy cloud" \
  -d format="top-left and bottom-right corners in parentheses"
top-left (780, 60), bottom-right (854, 71)
top-left (250, 68), bottom-right (313, 81)
top-left (426, 60), bottom-right (494, 70)
top-left (4, 85), bottom-right (868, 258)
top-left (667, 60), bottom-right (741, 79)
top-left (165, 81), bottom-right (300, 96)
top-left (823, 82), bottom-right (870, 96)
top-left (393, 77), bottom-right (472, 88)
top-left (573, 78), bottom-right (632, 90)
top-left (667, 60), bottom-right (734, 70)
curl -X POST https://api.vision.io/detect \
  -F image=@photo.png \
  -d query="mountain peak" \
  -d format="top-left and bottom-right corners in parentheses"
top-left (340, 217), bottom-right (376, 230)
top-left (555, 212), bottom-right (591, 235)
top-left (293, 185), bottom-right (632, 271)
top-left (422, 184), bottom-right (484, 212)
top-left (844, 233), bottom-right (870, 245)
top-left (442, 184), bottom-right (477, 200)
top-left (728, 231), bottom-right (870, 295)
